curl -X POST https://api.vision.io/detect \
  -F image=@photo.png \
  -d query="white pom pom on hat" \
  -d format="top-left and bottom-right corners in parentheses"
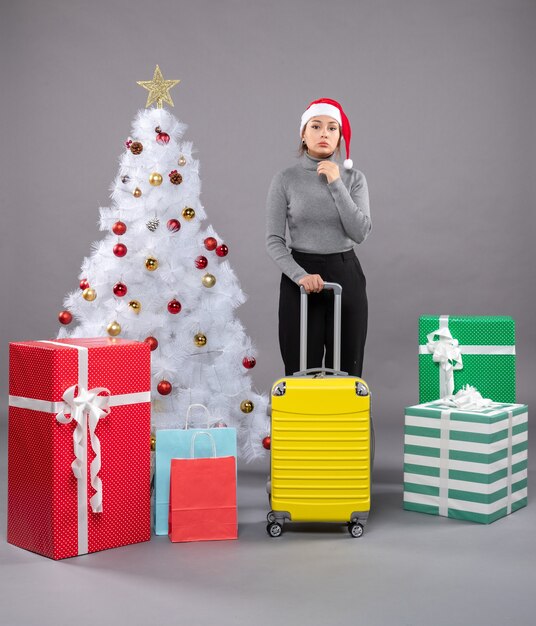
top-left (300, 98), bottom-right (353, 170)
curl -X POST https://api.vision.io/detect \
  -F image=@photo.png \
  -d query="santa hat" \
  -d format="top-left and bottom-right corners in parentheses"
top-left (300, 98), bottom-right (353, 169)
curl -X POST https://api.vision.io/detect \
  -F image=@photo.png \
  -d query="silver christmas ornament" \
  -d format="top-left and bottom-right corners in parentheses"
top-left (146, 217), bottom-right (160, 232)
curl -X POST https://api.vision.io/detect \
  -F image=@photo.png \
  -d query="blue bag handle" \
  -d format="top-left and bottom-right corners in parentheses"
top-left (185, 403), bottom-right (211, 430)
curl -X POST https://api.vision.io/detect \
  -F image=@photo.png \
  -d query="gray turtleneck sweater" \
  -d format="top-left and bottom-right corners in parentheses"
top-left (266, 152), bottom-right (371, 283)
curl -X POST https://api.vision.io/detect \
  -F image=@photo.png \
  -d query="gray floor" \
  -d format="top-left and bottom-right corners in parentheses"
top-left (1, 421), bottom-right (535, 626)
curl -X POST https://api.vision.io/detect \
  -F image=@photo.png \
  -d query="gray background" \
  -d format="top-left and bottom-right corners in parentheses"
top-left (1, 1), bottom-right (535, 624)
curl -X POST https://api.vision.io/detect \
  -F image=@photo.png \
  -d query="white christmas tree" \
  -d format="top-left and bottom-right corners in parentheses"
top-left (57, 66), bottom-right (269, 460)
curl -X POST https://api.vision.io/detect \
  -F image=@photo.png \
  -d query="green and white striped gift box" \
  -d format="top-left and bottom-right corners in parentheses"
top-left (404, 400), bottom-right (528, 524)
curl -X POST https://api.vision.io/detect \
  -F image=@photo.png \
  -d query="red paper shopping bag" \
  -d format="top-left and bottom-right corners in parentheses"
top-left (168, 432), bottom-right (237, 542)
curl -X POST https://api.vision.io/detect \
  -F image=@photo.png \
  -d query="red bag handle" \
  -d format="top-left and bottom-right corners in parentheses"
top-left (189, 431), bottom-right (217, 458)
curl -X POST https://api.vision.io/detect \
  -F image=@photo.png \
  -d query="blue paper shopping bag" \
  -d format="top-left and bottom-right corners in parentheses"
top-left (154, 404), bottom-right (237, 535)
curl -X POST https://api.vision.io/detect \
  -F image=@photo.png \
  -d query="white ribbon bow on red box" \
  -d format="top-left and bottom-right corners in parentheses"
top-left (55, 384), bottom-right (111, 514)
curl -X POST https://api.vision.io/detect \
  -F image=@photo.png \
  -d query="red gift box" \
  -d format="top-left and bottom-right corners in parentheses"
top-left (7, 338), bottom-right (151, 560)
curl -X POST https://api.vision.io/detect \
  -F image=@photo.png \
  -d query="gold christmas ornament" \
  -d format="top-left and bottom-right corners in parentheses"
top-left (149, 172), bottom-right (163, 186)
top-left (194, 333), bottom-right (207, 347)
top-left (201, 273), bottom-right (216, 288)
top-left (137, 65), bottom-right (181, 109)
top-left (178, 155), bottom-right (187, 167)
top-left (145, 257), bottom-right (159, 271)
top-left (133, 187), bottom-right (142, 198)
top-left (129, 300), bottom-right (142, 314)
top-left (182, 207), bottom-right (195, 221)
top-left (107, 321), bottom-right (121, 336)
top-left (240, 400), bottom-right (254, 414)
top-left (82, 288), bottom-right (97, 301)
top-left (150, 433), bottom-right (156, 452)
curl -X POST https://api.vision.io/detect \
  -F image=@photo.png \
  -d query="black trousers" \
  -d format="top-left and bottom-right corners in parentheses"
top-left (278, 250), bottom-right (368, 377)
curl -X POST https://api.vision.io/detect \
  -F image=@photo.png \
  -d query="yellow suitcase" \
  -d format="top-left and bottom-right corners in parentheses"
top-left (267, 283), bottom-right (372, 538)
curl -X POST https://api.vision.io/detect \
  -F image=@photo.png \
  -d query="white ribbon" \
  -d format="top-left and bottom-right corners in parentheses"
top-left (439, 410), bottom-right (451, 517)
top-left (55, 384), bottom-right (111, 514)
top-left (443, 385), bottom-right (492, 411)
top-left (506, 410), bottom-right (513, 515)
top-left (439, 385), bottom-right (489, 516)
top-left (8, 339), bottom-right (150, 555)
top-left (438, 393), bottom-right (514, 518)
top-left (426, 319), bottom-right (463, 397)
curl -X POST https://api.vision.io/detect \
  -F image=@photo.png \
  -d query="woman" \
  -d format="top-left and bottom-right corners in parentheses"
top-left (266, 98), bottom-right (371, 377)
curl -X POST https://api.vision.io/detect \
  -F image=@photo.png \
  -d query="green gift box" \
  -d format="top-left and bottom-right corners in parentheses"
top-left (419, 315), bottom-right (516, 403)
top-left (404, 400), bottom-right (528, 524)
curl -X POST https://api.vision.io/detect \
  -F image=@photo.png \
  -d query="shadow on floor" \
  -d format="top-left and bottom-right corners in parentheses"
top-left (236, 466), bottom-right (405, 540)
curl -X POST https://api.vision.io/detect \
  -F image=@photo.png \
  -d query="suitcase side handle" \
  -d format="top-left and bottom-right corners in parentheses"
top-left (299, 282), bottom-right (342, 373)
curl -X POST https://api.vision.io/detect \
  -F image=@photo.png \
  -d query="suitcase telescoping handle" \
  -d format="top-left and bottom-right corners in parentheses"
top-left (299, 282), bottom-right (342, 373)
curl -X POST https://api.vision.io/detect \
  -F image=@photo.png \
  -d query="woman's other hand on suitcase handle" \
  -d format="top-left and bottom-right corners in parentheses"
top-left (298, 274), bottom-right (324, 294)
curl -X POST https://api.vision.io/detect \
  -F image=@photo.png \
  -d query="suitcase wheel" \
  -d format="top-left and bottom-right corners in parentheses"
top-left (267, 511), bottom-right (276, 523)
top-left (267, 522), bottom-right (283, 538)
top-left (348, 522), bottom-right (364, 538)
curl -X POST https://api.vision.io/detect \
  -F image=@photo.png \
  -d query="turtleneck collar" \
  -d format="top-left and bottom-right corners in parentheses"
top-left (301, 151), bottom-right (338, 171)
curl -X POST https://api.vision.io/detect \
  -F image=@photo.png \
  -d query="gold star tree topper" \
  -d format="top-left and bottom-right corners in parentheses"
top-left (137, 65), bottom-right (180, 109)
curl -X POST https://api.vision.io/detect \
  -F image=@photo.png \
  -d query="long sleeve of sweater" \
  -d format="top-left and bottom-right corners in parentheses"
top-left (327, 174), bottom-right (371, 243)
top-left (265, 171), bottom-right (308, 283)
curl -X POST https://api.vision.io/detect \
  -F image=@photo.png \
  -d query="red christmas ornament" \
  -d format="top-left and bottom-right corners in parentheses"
top-left (156, 132), bottom-right (170, 145)
top-left (216, 244), bottom-right (229, 257)
top-left (167, 299), bottom-right (182, 314)
top-left (79, 278), bottom-right (90, 290)
top-left (58, 310), bottom-right (72, 325)
top-left (262, 436), bottom-right (271, 450)
top-left (113, 243), bottom-right (127, 257)
top-left (113, 282), bottom-right (127, 297)
top-left (144, 336), bottom-right (159, 351)
top-left (125, 139), bottom-right (133, 149)
top-left (112, 221), bottom-right (127, 236)
top-left (242, 356), bottom-right (256, 369)
top-left (195, 255), bottom-right (208, 269)
top-left (157, 380), bottom-right (172, 395)
top-left (167, 218), bottom-right (181, 233)
top-left (204, 237), bottom-right (217, 251)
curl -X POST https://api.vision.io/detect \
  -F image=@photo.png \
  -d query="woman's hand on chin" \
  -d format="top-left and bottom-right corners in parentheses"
top-left (317, 161), bottom-right (340, 184)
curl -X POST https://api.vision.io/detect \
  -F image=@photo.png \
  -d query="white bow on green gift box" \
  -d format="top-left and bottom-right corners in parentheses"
top-left (419, 315), bottom-right (516, 400)
top-left (424, 326), bottom-right (463, 397)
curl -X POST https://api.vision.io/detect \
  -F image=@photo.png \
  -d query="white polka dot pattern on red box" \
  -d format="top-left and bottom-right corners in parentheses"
top-left (7, 338), bottom-right (151, 560)
top-left (86, 403), bottom-right (151, 554)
